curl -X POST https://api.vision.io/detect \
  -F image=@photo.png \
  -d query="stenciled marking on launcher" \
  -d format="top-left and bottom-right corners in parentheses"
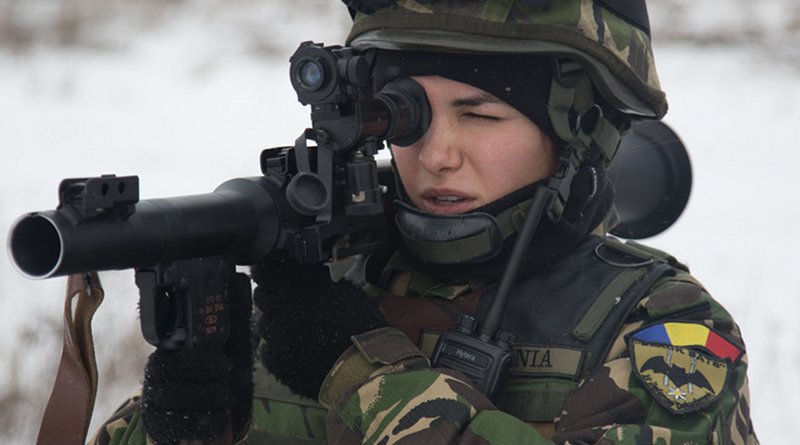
top-left (200, 293), bottom-right (225, 336)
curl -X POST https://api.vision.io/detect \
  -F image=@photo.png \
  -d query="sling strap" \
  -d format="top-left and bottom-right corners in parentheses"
top-left (36, 273), bottom-right (237, 445)
top-left (37, 272), bottom-right (104, 445)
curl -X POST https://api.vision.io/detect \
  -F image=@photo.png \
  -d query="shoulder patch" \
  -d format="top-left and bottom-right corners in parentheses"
top-left (628, 322), bottom-right (743, 414)
top-left (631, 321), bottom-right (743, 362)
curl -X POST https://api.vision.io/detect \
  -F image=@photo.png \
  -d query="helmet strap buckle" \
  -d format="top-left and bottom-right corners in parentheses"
top-left (548, 59), bottom-right (622, 163)
top-left (545, 152), bottom-right (580, 223)
top-left (553, 57), bottom-right (586, 88)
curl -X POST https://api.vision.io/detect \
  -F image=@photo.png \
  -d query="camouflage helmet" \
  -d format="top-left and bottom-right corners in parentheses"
top-left (345, 0), bottom-right (666, 120)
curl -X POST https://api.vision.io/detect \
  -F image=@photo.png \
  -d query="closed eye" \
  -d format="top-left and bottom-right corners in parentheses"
top-left (462, 112), bottom-right (500, 122)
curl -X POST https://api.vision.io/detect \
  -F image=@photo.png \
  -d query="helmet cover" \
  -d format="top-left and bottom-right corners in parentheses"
top-left (346, 0), bottom-right (667, 118)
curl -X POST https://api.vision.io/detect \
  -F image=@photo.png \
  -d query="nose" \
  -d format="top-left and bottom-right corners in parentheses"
top-left (416, 116), bottom-right (463, 175)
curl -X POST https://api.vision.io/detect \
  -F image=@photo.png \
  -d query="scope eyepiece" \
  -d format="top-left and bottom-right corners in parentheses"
top-left (376, 78), bottom-right (431, 147)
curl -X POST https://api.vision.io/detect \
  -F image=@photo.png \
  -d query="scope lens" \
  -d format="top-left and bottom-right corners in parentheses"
top-left (298, 59), bottom-right (324, 91)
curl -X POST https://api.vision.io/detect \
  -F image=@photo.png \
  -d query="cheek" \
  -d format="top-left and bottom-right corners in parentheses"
top-left (471, 131), bottom-right (554, 188)
top-left (389, 146), bottom-right (411, 172)
top-left (389, 145), bottom-right (420, 188)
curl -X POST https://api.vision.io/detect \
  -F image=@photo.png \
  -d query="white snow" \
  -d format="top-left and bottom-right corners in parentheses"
top-left (1, 5), bottom-right (796, 444)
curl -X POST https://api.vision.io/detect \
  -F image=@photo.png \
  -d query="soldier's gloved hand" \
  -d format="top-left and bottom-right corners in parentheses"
top-left (252, 257), bottom-right (386, 400)
top-left (140, 273), bottom-right (254, 445)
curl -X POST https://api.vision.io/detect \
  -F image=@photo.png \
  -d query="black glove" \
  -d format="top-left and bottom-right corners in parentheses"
top-left (252, 257), bottom-right (386, 400)
top-left (140, 273), bottom-right (254, 445)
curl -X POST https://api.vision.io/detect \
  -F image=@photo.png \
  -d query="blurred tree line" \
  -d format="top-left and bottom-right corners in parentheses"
top-left (0, 0), bottom-right (349, 53)
top-left (0, 0), bottom-right (179, 50)
top-left (1, 0), bottom-right (799, 53)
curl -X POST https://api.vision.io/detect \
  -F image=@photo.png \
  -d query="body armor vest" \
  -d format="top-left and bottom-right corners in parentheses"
top-left (398, 236), bottom-right (678, 423)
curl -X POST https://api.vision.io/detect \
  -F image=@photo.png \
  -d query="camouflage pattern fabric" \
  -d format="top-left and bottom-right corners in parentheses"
top-left (87, 391), bottom-right (151, 445)
top-left (319, 269), bottom-right (758, 445)
top-left (90, 267), bottom-right (757, 445)
top-left (347, 0), bottom-right (666, 118)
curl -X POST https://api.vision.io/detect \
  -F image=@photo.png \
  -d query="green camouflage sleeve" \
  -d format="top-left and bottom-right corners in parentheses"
top-left (87, 390), bottom-right (151, 445)
top-left (564, 271), bottom-right (758, 445)
top-left (323, 274), bottom-right (758, 445)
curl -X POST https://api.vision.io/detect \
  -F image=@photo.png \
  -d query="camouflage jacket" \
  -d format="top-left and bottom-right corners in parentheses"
top-left (91, 237), bottom-right (758, 445)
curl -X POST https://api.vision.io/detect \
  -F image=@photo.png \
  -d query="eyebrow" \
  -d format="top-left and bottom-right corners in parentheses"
top-left (450, 93), bottom-right (503, 108)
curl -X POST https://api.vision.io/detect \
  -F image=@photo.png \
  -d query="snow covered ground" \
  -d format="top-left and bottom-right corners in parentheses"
top-left (1, 3), bottom-right (798, 444)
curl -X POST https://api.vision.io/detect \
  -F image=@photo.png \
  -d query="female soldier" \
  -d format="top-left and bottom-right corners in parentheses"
top-left (93, 1), bottom-right (758, 444)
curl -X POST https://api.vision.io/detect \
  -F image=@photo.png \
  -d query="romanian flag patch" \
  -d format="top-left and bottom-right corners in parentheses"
top-left (628, 321), bottom-right (743, 414)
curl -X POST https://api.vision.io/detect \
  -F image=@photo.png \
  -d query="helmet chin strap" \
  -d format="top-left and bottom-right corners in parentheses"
top-left (393, 155), bottom-right (579, 266)
top-left (548, 58), bottom-right (625, 165)
top-left (544, 57), bottom-right (626, 224)
top-left (394, 197), bottom-right (533, 265)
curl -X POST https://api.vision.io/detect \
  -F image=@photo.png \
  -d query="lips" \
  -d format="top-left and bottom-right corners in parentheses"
top-left (419, 188), bottom-right (478, 214)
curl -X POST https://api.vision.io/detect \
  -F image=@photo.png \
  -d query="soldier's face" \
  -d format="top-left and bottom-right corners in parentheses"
top-left (391, 76), bottom-right (557, 215)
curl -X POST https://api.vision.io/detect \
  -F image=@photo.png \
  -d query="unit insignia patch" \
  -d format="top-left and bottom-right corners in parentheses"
top-left (628, 322), bottom-right (742, 414)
